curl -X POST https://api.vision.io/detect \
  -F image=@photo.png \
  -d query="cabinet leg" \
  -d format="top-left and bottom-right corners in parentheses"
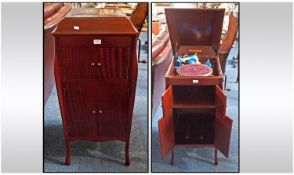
top-left (125, 140), bottom-right (130, 166)
top-left (65, 140), bottom-right (71, 165)
top-left (170, 149), bottom-right (175, 165)
top-left (224, 74), bottom-right (231, 91)
top-left (214, 148), bottom-right (218, 165)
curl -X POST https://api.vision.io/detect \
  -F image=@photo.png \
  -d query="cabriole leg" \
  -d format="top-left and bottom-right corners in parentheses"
top-left (125, 140), bottom-right (130, 166)
top-left (170, 149), bottom-right (175, 165)
top-left (65, 140), bottom-right (71, 165)
top-left (214, 148), bottom-right (218, 165)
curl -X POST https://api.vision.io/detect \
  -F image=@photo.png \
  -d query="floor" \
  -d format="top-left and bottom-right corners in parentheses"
top-left (44, 33), bottom-right (148, 172)
top-left (151, 44), bottom-right (239, 172)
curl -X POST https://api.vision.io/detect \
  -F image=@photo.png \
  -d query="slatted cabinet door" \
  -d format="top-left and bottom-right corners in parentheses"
top-left (214, 85), bottom-right (233, 157)
top-left (64, 81), bottom-right (99, 137)
top-left (91, 47), bottom-right (129, 79)
top-left (61, 47), bottom-right (96, 80)
top-left (97, 80), bottom-right (129, 138)
top-left (158, 86), bottom-right (175, 164)
top-left (61, 47), bottom-right (129, 80)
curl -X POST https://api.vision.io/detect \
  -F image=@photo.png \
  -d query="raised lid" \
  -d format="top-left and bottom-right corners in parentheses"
top-left (165, 8), bottom-right (225, 56)
top-left (53, 8), bottom-right (138, 35)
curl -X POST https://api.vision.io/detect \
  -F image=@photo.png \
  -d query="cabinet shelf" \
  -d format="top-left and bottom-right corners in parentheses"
top-left (173, 85), bottom-right (216, 109)
top-left (173, 100), bottom-right (216, 109)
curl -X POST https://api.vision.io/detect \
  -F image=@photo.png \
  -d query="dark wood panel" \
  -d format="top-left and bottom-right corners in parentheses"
top-left (165, 8), bottom-right (224, 56)
top-left (64, 81), bottom-right (99, 137)
top-left (97, 80), bottom-right (129, 137)
top-left (174, 112), bottom-right (215, 145)
top-left (61, 46), bottom-right (129, 80)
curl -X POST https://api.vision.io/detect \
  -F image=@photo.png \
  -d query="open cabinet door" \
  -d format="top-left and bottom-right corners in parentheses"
top-left (215, 85), bottom-right (226, 118)
top-left (215, 85), bottom-right (233, 157)
top-left (215, 115), bottom-right (233, 157)
top-left (158, 86), bottom-right (175, 160)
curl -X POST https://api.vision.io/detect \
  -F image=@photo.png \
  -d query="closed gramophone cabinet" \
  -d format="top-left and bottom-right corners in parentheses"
top-left (158, 8), bottom-right (233, 165)
top-left (53, 8), bottom-right (138, 165)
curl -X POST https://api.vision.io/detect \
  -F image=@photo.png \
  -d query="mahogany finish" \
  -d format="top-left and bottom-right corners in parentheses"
top-left (158, 8), bottom-right (233, 165)
top-left (164, 9), bottom-right (225, 88)
top-left (53, 8), bottom-right (138, 165)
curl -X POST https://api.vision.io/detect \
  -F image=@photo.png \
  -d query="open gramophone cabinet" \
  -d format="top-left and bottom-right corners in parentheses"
top-left (158, 8), bottom-right (233, 165)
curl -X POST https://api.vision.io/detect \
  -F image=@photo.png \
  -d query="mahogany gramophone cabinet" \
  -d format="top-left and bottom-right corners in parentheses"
top-left (158, 8), bottom-right (233, 165)
top-left (53, 8), bottom-right (138, 165)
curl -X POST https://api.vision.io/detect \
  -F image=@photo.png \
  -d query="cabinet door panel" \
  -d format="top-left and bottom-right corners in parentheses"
top-left (215, 85), bottom-right (226, 118)
top-left (64, 81), bottom-right (98, 137)
top-left (158, 86), bottom-right (175, 159)
top-left (61, 47), bottom-right (129, 80)
top-left (215, 115), bottom-right (233, 157)
top-left (97, 80), bottom-right (128, 137)
top-left (92, 47), bottom-right (129, 79)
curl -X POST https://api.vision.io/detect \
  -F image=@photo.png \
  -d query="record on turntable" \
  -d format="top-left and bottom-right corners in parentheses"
top-left (176, 64), bottom-right (213, 76)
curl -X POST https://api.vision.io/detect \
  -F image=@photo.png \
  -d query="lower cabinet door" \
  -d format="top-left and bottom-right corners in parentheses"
top-left (64, 81), bottom-right (99, 137)
top-left (97, 80), bottom-right (129, 137)
top-left (158, 86), bottom-right (175, 159)
top-left (215, 115), bottom-right (233, 157)
top-left (64, 80), bottom-right (129, 138)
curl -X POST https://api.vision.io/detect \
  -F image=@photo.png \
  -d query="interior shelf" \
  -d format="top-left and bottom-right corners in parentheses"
top-left (173, 85), bottom-right (216, 109)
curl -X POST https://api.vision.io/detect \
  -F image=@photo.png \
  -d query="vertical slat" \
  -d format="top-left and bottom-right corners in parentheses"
top-left (62, 46), bottom-right (129, 80)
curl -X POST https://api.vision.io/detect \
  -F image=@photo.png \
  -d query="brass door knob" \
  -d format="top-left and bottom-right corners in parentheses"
top-left (97, 62), bottom-right (102, 66)
top-left (92, 110), bottom-right (96, 114)
top-left (98, 110), bottom-right (103, 114)
top-left (90, 62), bottom-right (95, 66)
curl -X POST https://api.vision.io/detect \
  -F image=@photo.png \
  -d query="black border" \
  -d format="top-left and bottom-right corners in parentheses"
top-left (150, 2), bottom-right (240, 173)
top-left (43, 2), bottom-right (149, 173)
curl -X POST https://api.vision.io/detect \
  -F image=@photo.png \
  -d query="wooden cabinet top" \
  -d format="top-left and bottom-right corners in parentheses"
top-left (53, 8), bottom-right (138, 36)
top-left (165, 8), bottom-right (225, 56)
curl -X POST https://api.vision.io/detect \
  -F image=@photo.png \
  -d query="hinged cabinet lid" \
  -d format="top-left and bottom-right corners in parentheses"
top-left (165, 8), bottom-right (225, 56)
top-left (53, 8), bottom-right (138, 36)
